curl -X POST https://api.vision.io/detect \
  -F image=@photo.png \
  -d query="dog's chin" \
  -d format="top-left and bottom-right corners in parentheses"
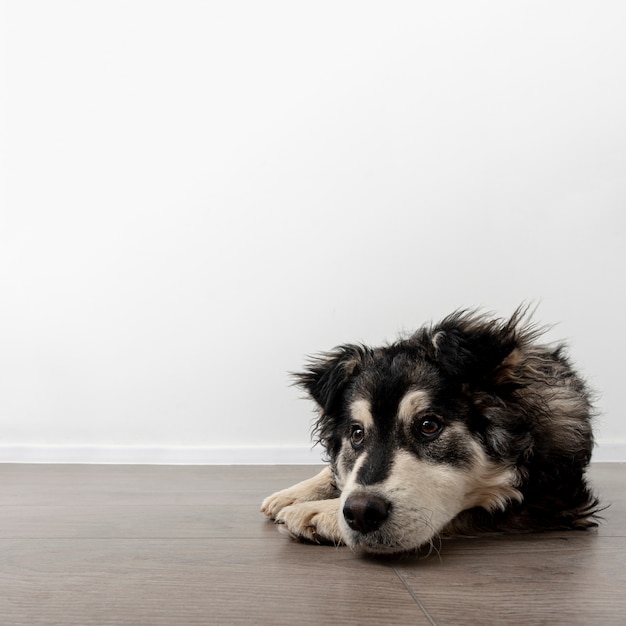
top-left (345, 533), bottom-right (422, 556)
top-left (340, 524), bottom-right (434, 556)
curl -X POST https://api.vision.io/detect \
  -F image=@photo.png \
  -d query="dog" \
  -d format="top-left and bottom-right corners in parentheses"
top-left (261, 307), bottom-right (600, 555)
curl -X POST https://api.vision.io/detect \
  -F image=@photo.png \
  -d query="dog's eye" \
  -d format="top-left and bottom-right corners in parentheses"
top-left (417, 416), bottom-right (443, 441)
top-left (349, 424), bottom-right (365, 449)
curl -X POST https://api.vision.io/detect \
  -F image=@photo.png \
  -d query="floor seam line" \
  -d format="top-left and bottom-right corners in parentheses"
top-left (393, 567), bottom-right (438, 626)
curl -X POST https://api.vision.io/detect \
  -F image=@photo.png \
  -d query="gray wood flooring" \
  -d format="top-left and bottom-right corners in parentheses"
top-left (1, 463), bottom-right (624, 625)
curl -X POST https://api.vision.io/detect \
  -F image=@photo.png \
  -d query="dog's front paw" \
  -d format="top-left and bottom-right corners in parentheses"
top-left (275, 499), bottom-right (343, 545)
top-left (261, 486), bottom-right (303, 520)
top-left (261, 467), bottom-right (336, 519)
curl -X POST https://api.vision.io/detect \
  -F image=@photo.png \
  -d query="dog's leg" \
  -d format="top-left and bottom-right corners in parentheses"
top-left (260, 466), bottom-right (338, 519)
top-left (275, 498), bottom-right (343, 545)
top-left (261, 468), bottom-right (344, 545)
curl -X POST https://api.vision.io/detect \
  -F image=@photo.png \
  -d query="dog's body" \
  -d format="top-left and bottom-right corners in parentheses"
top-left (261, 308), bottom-right (600, 554)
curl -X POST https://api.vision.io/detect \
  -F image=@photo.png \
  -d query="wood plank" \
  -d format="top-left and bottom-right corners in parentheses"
top-left (394, 534), bottom-right (626, 625)
top-left (0, 538), bottom-right (430, 626)
top-left (0, 464), bottom-right (323, 506)
top-left (0, 504), bottom-right (281, 539)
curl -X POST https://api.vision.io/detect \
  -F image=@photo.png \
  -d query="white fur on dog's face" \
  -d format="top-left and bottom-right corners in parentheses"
top-left (334, 396), bottom-right (522, 554)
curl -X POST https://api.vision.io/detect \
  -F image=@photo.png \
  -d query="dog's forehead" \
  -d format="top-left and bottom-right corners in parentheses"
top-left (351, 347), bottom-right (438, 417)
top-left (349, 389), bottom-right (430, 423)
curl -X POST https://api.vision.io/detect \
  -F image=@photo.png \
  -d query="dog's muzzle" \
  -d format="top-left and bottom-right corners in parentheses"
top-left (342, 494), bottom-right (390, 534)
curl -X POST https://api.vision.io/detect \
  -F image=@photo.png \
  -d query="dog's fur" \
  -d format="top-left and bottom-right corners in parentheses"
top-left (261, 307), bottom-right (600, 555)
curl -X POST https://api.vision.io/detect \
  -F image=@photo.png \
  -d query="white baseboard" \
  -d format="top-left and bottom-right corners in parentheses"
top-left (0, 445), bottom-right (325, 465)
top-left (0, 442), bottom-right (623, 464)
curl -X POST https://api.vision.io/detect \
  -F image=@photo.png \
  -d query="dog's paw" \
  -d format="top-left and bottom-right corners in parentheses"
top-left (275, 499), bottom-right (343, 545)
top-left (260, 468), bottom-right (336, 519)
top-left (261, 485), bottom-right (304, 519)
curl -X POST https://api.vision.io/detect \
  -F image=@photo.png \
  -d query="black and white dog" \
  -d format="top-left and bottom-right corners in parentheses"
top-left (261, 308), bottom-right (600, 555)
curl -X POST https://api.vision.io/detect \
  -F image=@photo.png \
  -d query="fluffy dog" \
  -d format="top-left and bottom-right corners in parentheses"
top-left (261, 308), bottom-right (600, 554)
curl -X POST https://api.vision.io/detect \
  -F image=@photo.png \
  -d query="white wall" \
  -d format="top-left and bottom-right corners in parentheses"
top-left (1, 1), bottom-right (625, 462)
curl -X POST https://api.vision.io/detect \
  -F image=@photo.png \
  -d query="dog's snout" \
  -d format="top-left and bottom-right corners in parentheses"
top-left (343, 494), bottom-right (390, 534)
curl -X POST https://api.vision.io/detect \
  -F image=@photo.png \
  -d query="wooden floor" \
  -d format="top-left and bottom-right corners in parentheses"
top-left (0, 464), bottom-right (624, 625)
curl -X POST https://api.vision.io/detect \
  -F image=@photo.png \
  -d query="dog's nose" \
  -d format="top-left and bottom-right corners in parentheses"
top-left (343, 494), bottom-right (390, 534)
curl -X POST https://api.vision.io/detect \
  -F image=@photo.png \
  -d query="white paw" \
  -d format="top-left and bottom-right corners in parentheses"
top-left (275, 499), bottom-right (343, 545)
top-left (261, 486), bottom-right (303, 519)
top-left (260, 467), bottom-right (336, 520)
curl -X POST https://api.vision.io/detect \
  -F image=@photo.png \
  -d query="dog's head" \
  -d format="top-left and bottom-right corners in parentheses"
top-left (295, 309), bottom-right (593, 554)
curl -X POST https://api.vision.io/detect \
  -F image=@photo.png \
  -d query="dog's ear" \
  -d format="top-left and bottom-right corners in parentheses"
top-left (428, 310), bottom-right (532, 388)
top-left (294, 344), bottom-right (365, 414)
